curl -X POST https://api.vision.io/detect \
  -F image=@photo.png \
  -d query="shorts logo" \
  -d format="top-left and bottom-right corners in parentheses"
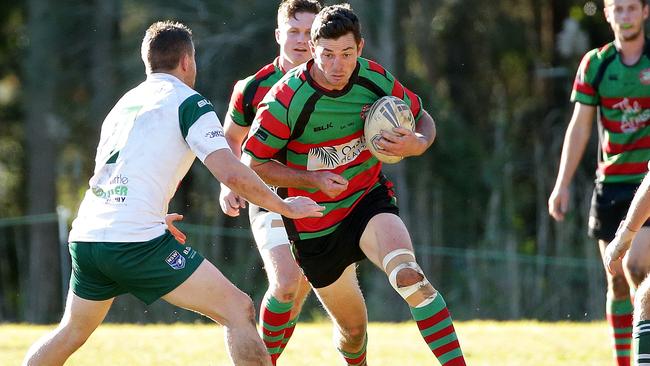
top-left (165, 250), bottom-right (186, 270)
top-left (183, 246), bottom-right (191, 255)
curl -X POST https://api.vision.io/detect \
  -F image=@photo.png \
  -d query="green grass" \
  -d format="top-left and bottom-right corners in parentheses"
top-left (2, 320), bottom-right (613, 365)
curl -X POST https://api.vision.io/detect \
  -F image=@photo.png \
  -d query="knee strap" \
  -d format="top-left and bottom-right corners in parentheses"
top-left (388, 262), bottom-right (430, 299)
top-left (382, 248), bottom-right (414, 271)
top-left (382, 249), bottom-right (430, 300)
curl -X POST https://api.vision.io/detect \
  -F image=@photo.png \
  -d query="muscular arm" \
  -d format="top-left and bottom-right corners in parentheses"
top-left (377, 110), bottom-right (436, 157)
top-left (243, 155), bottom-right (348, 198)
top-left (205, 149), bottom-right (322, 218)
top-left (604, 168), bottom-right (650, 272)
top-left (622, 169), bottom-right (650, 232)
top-left (548, 102), bottom-right (596, 221)
top-left (218, 116), bottom-right (251, 216)
top-left (223, 116), bottom-right (250, 158)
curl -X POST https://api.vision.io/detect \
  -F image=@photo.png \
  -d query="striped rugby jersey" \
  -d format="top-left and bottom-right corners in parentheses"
top-left (226, 57), bottom-right (285, 127)
top-left (244, 57), bottom-right (424, 240)
top-left (572, 40), bottom-right (650, 183)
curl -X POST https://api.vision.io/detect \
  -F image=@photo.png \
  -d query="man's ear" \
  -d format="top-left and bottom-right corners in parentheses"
top-left (275, 28), bottom-right (281, 45)
top-left (357, 38), bottom-right (365, 57)
top-left (180, 53), bottom-right (190, 71)
top-left (309, 40), bottom-right (318, 57)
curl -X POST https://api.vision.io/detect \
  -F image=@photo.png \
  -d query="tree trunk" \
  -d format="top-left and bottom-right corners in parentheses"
top-left (23, 0), bottom-right (62, 323)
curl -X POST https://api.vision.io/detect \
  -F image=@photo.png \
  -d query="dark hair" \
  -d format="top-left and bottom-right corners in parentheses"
top-left (141, 21), bottom-right (193, 73)
top-left (277, 0), bottom-right (322, 25)
top-left (310, 3), bottom-right (361, 44)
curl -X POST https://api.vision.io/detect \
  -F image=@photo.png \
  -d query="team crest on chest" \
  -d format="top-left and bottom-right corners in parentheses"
top-left (640, 68), bottom-right (650, 85)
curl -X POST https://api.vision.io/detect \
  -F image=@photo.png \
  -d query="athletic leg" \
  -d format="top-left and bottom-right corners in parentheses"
top-left (360, 213), bottom-right (466, 366)
top-left (279, 276), bottom-right (311, 354)
top-left (162, 260), bottom-right (271, 366)
top-left (259, 244), bottom-right (311, 362)
top-left (624, 228), bottom-right (650, 288)
top-left (252, 208), bottom-right (311, 363)
top-left (22, 292), bottom-right (113, 366)
top-left (601, 239), bottom-right (634, 366)
top-left (312, 264), bottom-right (369, 366)
top-left (635, 277), bottom-right (650, 365)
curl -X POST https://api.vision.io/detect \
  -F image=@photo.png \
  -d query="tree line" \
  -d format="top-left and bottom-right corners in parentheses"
top-left (0, 0), bottom-right (613, 323)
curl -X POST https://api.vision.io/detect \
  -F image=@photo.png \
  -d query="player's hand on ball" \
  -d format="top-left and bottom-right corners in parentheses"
top-left (282, 196), bottom-right (325, 219)
top-left (376, 127), bottom-right (427, 157)
top-left (219, 184), bottom-right (247, 217)
top-left (311, 171), bottom-right (348, 198)
top-left (604, 223), bottom-right (637, 274)
top-left (165, 213), bottom-right (187, 244)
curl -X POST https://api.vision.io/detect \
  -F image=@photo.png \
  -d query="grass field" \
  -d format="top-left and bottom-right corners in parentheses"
top-left (2, 320), bottom-right (614, 365)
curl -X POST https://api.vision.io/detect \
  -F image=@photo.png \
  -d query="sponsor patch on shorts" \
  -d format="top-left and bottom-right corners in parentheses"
top-left (165, 250), bottom-right (186, 270)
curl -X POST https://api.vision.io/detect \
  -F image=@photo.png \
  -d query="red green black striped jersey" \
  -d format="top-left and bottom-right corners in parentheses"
top-left (572, 41), bottom-right (650, 183)
top-left (226, 57), bottom-right (285, 127)
top-left (244, 57), bottom-right (424, 240)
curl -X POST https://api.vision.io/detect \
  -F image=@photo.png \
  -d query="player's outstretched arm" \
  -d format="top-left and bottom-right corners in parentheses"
top-left (376, 110), bottom-right (435, 158)
top-left (605, 166), bottom-right (650, 273)
top-left (548, 102), bottom-right (596, 221)
top-left (204, 149), bottom-right (324, 218)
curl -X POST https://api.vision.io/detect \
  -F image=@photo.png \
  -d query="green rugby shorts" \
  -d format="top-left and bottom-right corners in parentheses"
top-left (69, 231), bottom-right (204, 304)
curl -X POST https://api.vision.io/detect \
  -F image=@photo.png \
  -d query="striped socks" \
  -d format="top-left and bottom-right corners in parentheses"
top-left (338, 334), bottom-right (368, 366)
top-left (636, 320), bottom-right (650, 365)
top-left (607, 297), bottom-right (633, 366)
top-left (279, 317), bottom-right (298, 355)
top-left (260, 294), bottom-right (293, 364)
top-left (410, 293), bottom-right (466, 366)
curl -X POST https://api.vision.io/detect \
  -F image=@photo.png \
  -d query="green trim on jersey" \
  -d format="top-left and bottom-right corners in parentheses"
top-left (178, 94), bottom-right (215, 139)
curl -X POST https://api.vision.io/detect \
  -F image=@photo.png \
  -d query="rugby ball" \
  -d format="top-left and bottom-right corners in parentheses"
top-left (363, 96), bottom-right (416, 164)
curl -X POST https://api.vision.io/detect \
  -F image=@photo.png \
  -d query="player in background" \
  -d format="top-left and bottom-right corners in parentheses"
top-left (548, 1), bottom-right (650, 364)
top-left (219, 0), bottom-right (322, 363)
top-left (244, 4), bottom-right (466, 365)
top-left (605, 162), bottom-right (650, 366)
top-left (22, 21), bottom-right (323, 366)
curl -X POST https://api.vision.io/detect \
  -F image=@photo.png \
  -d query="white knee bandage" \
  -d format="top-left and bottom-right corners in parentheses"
top-left (382, 249), bottom-right (430, 301)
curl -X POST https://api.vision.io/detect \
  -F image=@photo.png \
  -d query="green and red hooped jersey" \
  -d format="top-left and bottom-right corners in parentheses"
top-left (571, 40), bottom-right (650, 184)
top-left (244, 57), bottom-right (424, 241)
top-left (226, 57), bottom-right (285, 127)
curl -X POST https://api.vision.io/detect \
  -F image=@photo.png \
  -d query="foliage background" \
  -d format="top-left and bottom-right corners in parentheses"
top-left (0, 0), bottom-right (620, 323)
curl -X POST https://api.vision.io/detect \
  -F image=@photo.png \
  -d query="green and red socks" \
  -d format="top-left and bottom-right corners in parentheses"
top-left (607, 297), bottom-right (633, 366)
top-left (338, 334), bottom-right (368, 366)
top-left (260, 294), bottom-right (292, 364)
top-left (635, 319), bottom-right (650, 365)
top-left (410, 293), bottom-right (466, 366)
top-left (279, 317), bottom-right (298, 355)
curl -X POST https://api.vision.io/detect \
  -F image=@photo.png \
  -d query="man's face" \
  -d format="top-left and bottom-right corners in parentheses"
top-left (276, 11), bottom-right (316, 67)
top-left (605, 0), bottom-right (648, 42)
top-left (309, 33), bottom-right (364, 90)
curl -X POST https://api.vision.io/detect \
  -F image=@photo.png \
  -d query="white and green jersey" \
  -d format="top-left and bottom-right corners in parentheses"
top-left (69, 73), bottom-right (229, 242)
